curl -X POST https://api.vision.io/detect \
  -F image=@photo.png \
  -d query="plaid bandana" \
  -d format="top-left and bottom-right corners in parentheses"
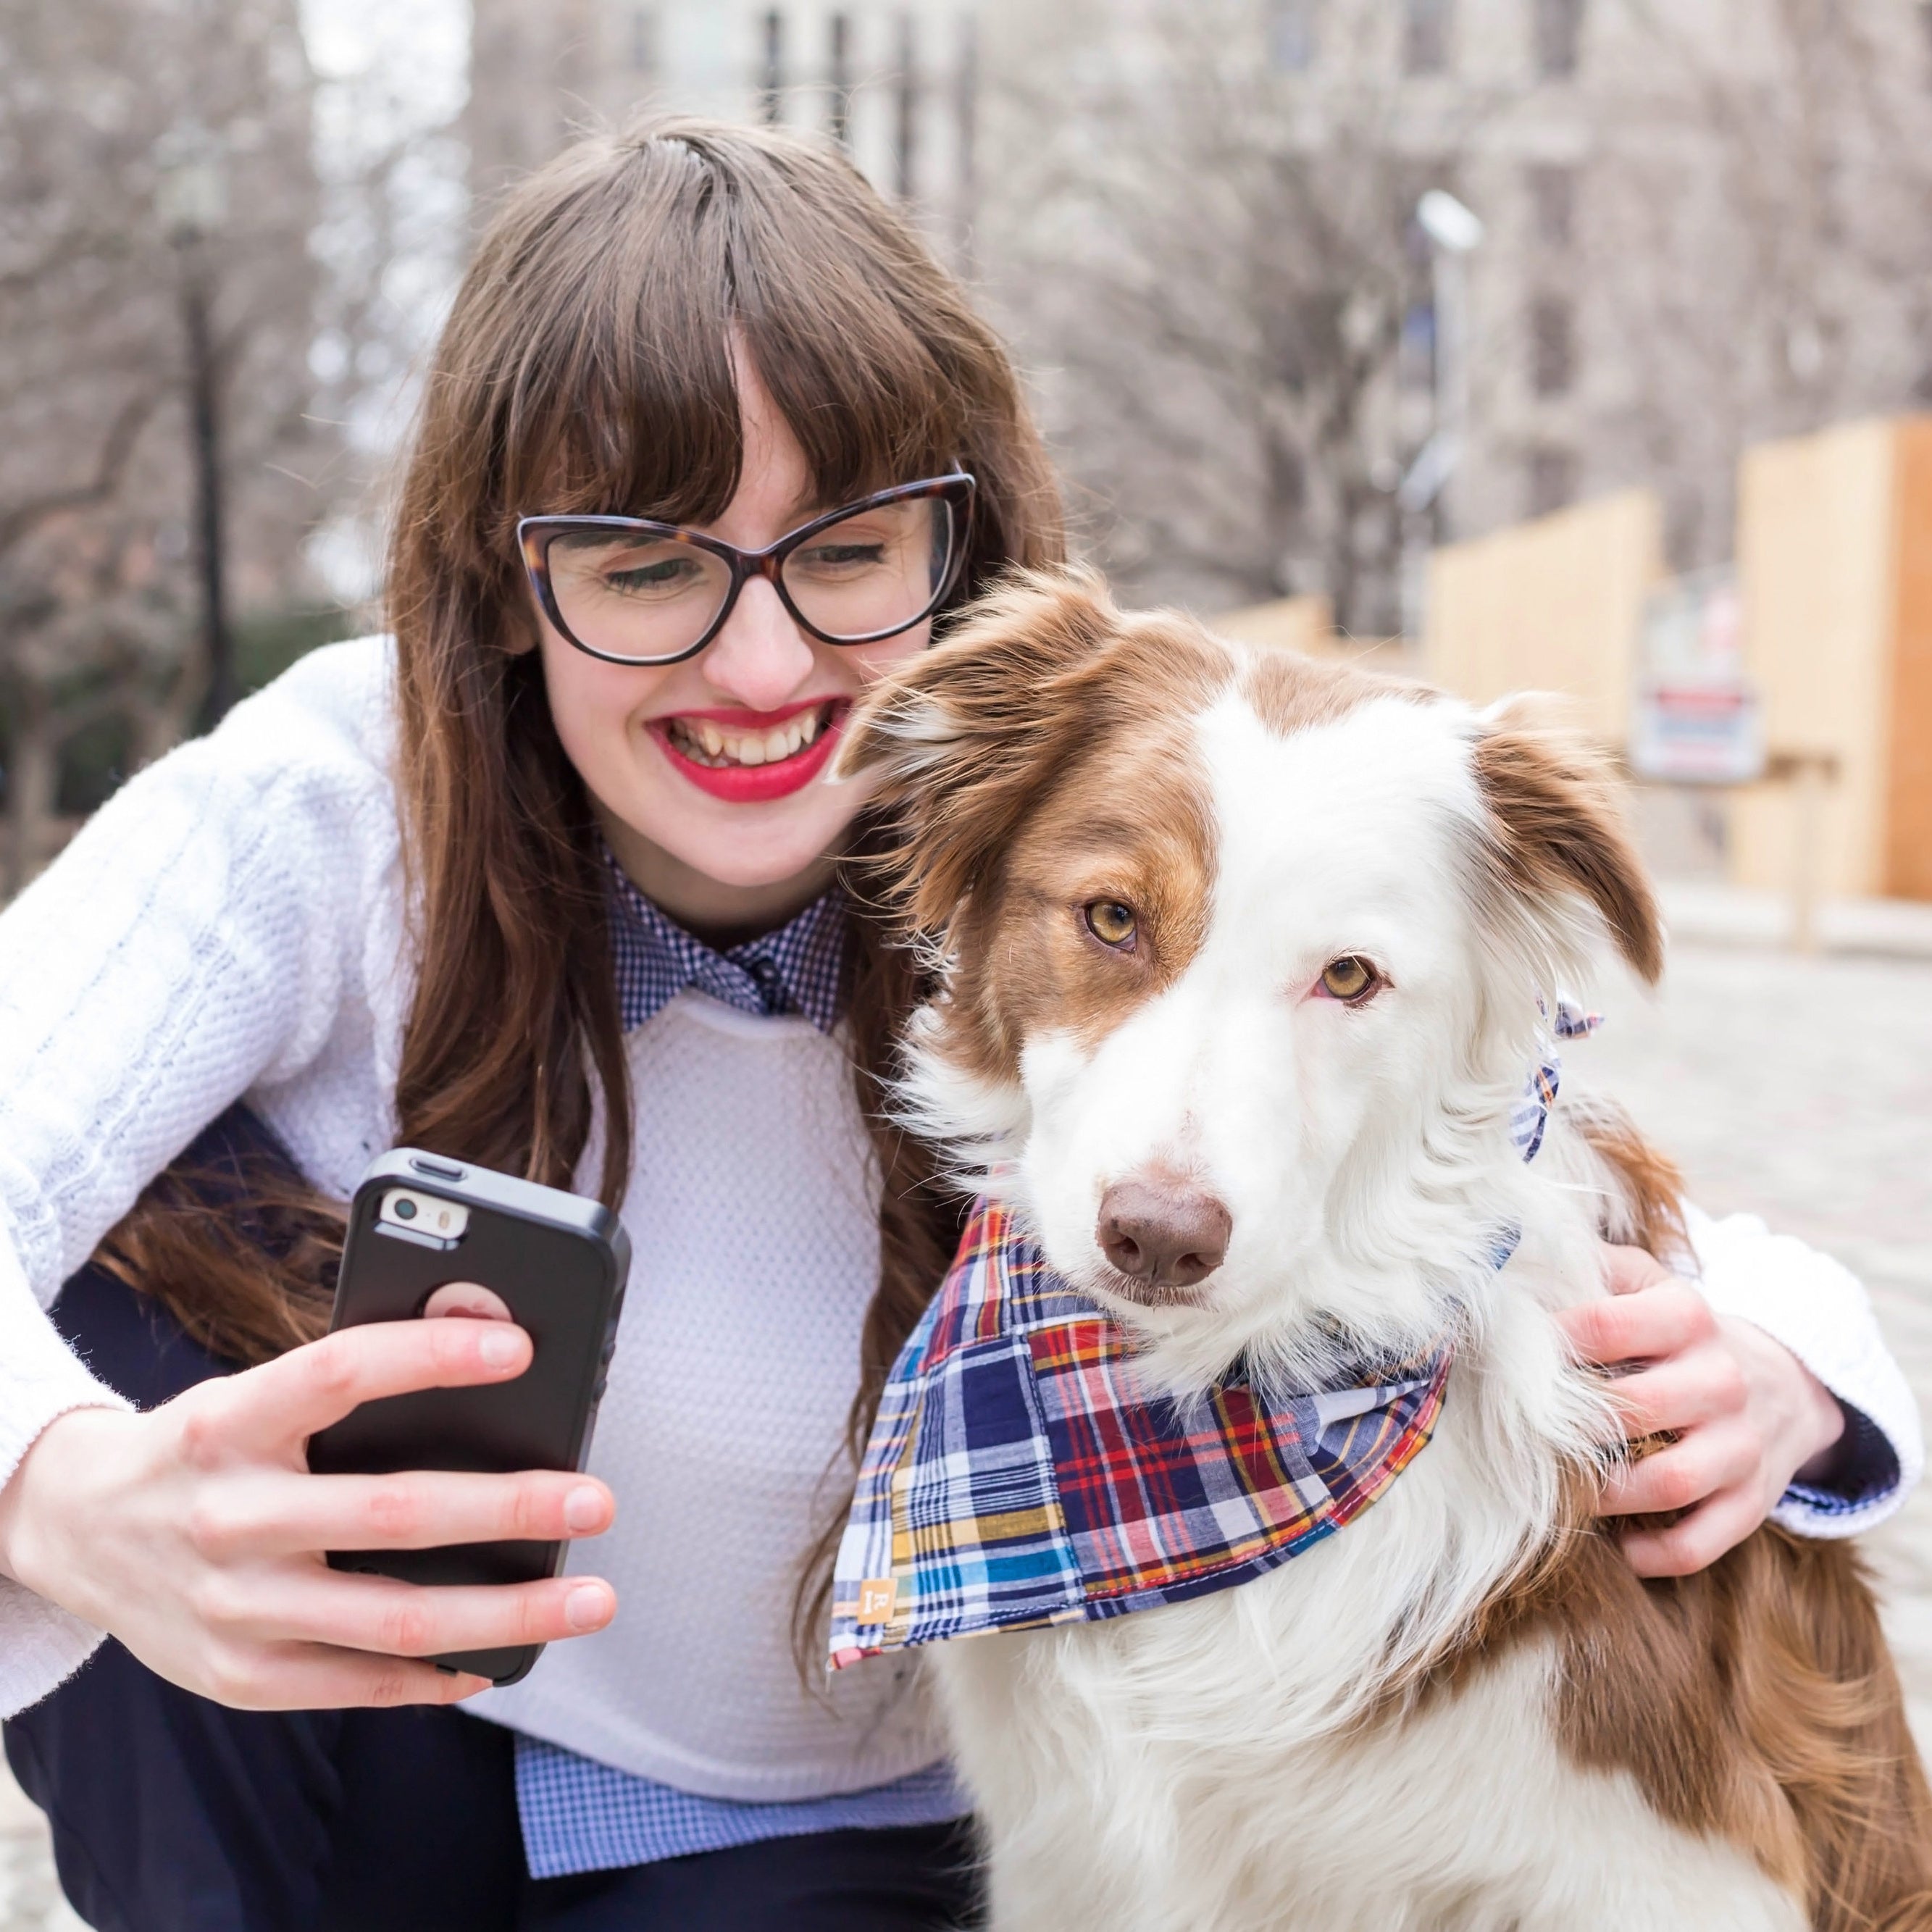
top-left (829, 1002), bottom-right (1598, 1668)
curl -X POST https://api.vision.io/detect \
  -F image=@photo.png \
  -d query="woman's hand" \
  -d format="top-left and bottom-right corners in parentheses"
top-left (1555, 1245), bottom-right (1847, 1576)
top-left (0, 1316), bottom-right (616, 1708)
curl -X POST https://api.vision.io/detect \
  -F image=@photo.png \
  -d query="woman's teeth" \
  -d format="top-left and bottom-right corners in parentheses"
top-left (665, 704), bottom-right (832, 769)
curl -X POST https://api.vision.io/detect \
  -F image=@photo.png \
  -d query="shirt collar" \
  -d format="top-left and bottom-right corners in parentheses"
top-left (601, 842), bottom-right (848, 1035)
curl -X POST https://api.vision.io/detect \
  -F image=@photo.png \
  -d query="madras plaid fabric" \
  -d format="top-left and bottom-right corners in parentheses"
top-left (603, 840), bottom-right (847, 1034)
top-left (829, 1000), bottom-right (1598, 1667)
top-left (829, 1204), bottom-right (1452, 1663)
top-left (1512, 997), bottom-right (1599, 1161)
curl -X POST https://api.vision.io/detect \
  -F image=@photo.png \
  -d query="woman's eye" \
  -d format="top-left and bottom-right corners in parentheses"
top-left (1083, 900), bottom-right (1138, 949)
top-left (1319, 956), bottom-right (1381, 1003)
top-left (795, 540), bottom-right (887, 574)
top-left (606, 556), bottom-right (703, 594)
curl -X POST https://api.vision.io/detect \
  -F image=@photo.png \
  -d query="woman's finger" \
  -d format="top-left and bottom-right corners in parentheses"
top-left (157, 1638), bottom-right (494, 1713)
top-left (1618, 1486), bottom-right (1765, 1578)
top-left (178, 1317), bottom-right (534, 1458)
top-left (221, 1570), bottom-right (617, 1660)
top-left (1598, 1423), bottom-right (1757, 1518)
top-left (1602, 1347), bottom-right (1749, 1441)
top-left (422, 1283), bottom-right (514, 1322)
top-left (1599, 1245), bottom-right (1677, 1297)
top-left (183, 1468), bottom-right (616, 1561)
top-left (1556, 1279), bottom-right (1715, 1371)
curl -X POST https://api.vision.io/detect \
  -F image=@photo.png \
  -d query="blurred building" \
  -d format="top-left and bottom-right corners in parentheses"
top-left (461, 0), bottom-right (1932, 638)
top-left (1368, 0), bottom-right (1932, 566)
top-left (465, 1), bottom-right (981, 248)
top-left (978, 0), bottom-right (1932, 632)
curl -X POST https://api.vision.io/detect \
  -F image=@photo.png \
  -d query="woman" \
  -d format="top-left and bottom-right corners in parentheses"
top-left (0, 120), bottom-right (1917, 1932)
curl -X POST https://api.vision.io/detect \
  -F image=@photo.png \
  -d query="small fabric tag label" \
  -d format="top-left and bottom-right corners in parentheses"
top-left (856, 1578), bottom-right (898, 1624)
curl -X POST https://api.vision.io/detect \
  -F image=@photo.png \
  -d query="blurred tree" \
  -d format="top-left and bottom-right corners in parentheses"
top-left (0, 0), bottom-right (328, 893)
top-left (979, 0), bottom-right (1932, 633)
top-left (977, 0), bottom-right (1464, 636)
top-left (1583, 0), bottom-right (1932, 568)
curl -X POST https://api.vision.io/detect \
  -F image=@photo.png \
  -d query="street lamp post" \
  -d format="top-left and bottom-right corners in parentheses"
top-left (155, 121), bottom-right (234, 731)
top-left (1398, 188), bottom-right (1484, 640)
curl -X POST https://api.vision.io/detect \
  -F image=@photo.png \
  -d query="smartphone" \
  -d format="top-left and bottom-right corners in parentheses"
top-left (306, 1148), bottom-right (631, 1686)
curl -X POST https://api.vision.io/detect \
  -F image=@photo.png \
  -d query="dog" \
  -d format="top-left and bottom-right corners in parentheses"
top-left (832, 569), bottom-right (1932, 1932)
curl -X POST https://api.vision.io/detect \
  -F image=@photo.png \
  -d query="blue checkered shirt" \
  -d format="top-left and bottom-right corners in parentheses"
top-left (602, 843), bottom-right (850, 1034)
top-left (514, 858), bottom-right (967, 1878)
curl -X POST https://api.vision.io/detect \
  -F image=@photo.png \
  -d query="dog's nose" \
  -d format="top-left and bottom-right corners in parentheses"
top-left (1096, 1179), bottom-right (1232, 1290)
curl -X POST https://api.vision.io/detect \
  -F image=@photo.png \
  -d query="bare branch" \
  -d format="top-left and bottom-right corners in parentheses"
top-left (0, 390), bottom-right (160, 561)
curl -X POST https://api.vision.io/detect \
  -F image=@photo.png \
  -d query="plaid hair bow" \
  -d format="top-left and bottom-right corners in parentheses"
top-left (828, 1003), bottom-right (1598, 1668)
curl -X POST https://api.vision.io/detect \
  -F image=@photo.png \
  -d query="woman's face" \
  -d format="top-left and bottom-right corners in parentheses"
top-left (534, 359), bottom-right (931, 937)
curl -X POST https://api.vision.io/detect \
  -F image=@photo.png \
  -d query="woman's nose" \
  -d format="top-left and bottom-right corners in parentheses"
top-left (701, 576), bottom-right (818, 712)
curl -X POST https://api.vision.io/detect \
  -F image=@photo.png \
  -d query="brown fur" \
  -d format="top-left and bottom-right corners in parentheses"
top-left (1473, 701), bottom-right (1665, 984)
top-left (1426, 1111), bottom-right (1932, 1928)
top-left (839, 569), bottom-right (1234, 1086)
top-left (1573, 1090), bottom-right (1694, 1266)
top-left (1239, 636), bottom-right (1425, 740)
top-left (1438, 1514), bottom-right (1932, 1929)
top-left (979, 723), bottom-right (1219, 1062)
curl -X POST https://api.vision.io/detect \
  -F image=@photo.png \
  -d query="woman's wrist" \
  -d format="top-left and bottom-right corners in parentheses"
top-left (1716, 1314), bottom-right (1846, 1492)
top-left (0, 1406), bottom-right (118, 1599)
top-left (1788, 1376), bottom-right (1851, 1489)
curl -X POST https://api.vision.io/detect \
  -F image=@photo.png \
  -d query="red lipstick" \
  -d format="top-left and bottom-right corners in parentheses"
top-left (649, 698), bottom-right (848, 804)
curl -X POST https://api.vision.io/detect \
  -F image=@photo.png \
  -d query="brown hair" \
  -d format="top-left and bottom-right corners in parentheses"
top-left (101, 116), bottom-right (1063, 1602)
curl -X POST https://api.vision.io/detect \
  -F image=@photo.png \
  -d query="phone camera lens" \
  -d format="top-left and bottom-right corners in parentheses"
top-left (396, 1198), bottom-right (418, 1221)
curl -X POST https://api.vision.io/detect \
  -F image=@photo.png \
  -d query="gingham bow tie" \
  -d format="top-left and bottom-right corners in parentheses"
top-left (828, 1004), bottom-right (1597, 1668)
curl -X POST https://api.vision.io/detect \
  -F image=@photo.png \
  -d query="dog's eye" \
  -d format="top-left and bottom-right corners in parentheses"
top-left (1083, 900), bottom-right (1138, 949)
top-left (1319, 956), bottom-right (1381, 1003)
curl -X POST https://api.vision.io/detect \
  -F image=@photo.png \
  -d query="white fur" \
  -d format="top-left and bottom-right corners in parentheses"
top-left (900, 674), bottom-right (1801, 1928)
top-left (938, 1634), bottom-right (1802, 1932)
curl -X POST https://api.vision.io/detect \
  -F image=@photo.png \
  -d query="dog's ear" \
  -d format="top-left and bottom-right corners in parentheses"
top-left (835, 566), bottom-right (1124, 932)
top-left (1471, 702), bottom-right (1663, 984)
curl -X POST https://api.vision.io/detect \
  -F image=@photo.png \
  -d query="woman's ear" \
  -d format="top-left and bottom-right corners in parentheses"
top-left (835, 566), bottom-right (1123, 933)
top-left (1471, 701), bottom-right (1664, 984)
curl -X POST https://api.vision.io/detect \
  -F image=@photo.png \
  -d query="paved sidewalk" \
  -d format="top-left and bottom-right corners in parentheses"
top-left (0, 1770), bottom-right (80, 1932)
top-left (1655, 880), bottom-right (1932, 961)
top-left (3, 934), bottom-right (1928, 1924)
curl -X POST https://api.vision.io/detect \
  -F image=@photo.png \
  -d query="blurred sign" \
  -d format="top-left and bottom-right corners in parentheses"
top-left (1628, 568), bottom-right (1765, 784)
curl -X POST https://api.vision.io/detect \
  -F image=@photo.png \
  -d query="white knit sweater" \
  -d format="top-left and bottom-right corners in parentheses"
top-left (472, 993), bottom-right (941, 1797)
top-left (0, 637), bottom-right (1920, 1758)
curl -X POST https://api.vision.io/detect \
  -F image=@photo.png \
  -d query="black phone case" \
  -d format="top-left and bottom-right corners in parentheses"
top-left (306, 1150), bottom-right (631, 1686)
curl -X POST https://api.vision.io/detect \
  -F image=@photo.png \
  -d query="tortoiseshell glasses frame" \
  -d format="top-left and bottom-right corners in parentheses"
top-left (517, 472), bottom-right (977, 669)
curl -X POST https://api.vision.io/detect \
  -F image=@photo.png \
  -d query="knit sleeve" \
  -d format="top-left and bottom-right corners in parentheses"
top-left (0, 641), bottom-right (398, 1715)
top-left (1686, 1205), bottom-right (1923, 1538)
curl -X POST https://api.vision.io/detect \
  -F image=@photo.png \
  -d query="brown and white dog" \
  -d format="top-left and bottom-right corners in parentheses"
top-left (835, 570), bottom-right (1932, 1932)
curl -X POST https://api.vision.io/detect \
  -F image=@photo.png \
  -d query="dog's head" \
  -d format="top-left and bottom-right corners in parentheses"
top-left (838, 569), bottom-right (1660, 1384)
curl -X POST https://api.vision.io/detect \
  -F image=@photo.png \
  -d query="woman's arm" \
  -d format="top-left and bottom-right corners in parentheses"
top-left (0, 650), bottom-right (393, 1314)
top-left (0, 658), bottom-right (391, 1708)
top-left (1557, 1211), bottom-right (1923, 1576)
top-left (0, 1236), bottom-right (127, 1694)
top-left (1688, 1205), bottom-right (1919, 1531)
top-left (0, 645), bottom-right (616, 1713)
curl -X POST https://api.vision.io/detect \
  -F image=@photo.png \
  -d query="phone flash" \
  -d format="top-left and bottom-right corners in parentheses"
top-left (378, 1187), bottom-right (472, 1242)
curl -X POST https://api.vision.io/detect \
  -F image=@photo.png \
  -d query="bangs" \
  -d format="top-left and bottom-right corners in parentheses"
top-left (488, 125), bottom-right (975, 534)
